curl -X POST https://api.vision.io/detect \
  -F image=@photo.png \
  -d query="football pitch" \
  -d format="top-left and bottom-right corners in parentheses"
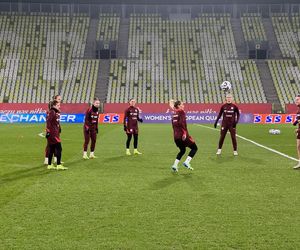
top-left (1, 123), bottom-right (300, 249)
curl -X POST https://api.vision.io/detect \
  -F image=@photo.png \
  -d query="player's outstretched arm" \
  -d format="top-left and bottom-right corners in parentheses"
top-left (169, 99), bottom-right (175, 110)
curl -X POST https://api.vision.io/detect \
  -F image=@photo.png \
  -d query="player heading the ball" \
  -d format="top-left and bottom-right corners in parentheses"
top-left (169, 100), bottom-right (198, 172)
top-left (123, 98), bottom-right (143, 156)
top-left (214, 94), bottom-right (240, 156)
top-left (83, 98), bottom-right (100, 160)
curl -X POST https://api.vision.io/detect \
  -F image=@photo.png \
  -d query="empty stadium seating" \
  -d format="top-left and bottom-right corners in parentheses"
top-left (96, 13), bottom-right (120, 42)
top-left (268, 59), bottom-right (300, 108)
top-left (241, 13), bottom-right (267, 42)
top-left (0, 12), bottom-right (89, 60)
top-left (128, 13), bottom-right (237, 61)
top-left (107, 59), bottom-right (267, 104)
top-left (0, 59), bottom-right (99, 103)
top-left (2, 10), bottom-right (300, 108)
top-left (0, 12), bottom-right (101, 103)
top-left (61, 60), bottom-right (99, 103)
top-left (105, 13), bottom-right (268, 104)
top-left (272, 13), bottom-right (300, 59)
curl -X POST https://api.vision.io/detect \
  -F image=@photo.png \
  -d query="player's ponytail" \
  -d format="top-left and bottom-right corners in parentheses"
top-left (51, 100), bottom-right (59, 108)
top-left (174, 100), bottom-right (181, 109)
top-left (48, 101), bottom-right (53, 110)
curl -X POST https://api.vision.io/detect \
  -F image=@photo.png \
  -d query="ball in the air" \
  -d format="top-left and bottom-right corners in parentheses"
top-left (220, 81), bottom-right (232, 91)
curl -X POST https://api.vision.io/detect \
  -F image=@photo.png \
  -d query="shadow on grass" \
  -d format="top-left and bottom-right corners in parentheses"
top-left (150, 174), bottom-right (181, 190)
top-left (150, 171), bottom-right (202, 190)
top-left (209, 156), bottom-right (235, 164)
top-left (209, 154), bottom-right (265, 166)
top-left (65, 157), bottom-right (88, 165)
top-left (102, 155), bottom-right (127, 162)
top-left (236, 155), bottom-right (265, 165)
top-left (180, 172), bottom-right (203, 190)
top-left (0, 164), bottom-right (50, 186)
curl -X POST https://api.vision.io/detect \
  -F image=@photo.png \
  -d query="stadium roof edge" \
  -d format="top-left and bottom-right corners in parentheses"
top-left (5, 0), bottom-right (300, 4)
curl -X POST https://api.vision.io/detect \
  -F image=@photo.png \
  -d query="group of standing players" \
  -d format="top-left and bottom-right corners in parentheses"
top-left (44, 97), bottom-right (144, 170)
top-left (44, 94), bottom-right (241, 172)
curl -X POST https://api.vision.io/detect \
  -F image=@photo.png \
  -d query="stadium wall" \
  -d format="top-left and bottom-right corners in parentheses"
top-left (0, 103), bottom-right (272, 115)
top-left (104, 103), bottom-right (272, 114)
top-left (286, 104), bottom-right (298, 114)
top-left (0, 103), bottom-right (89, 114)
top-left (0, 104), bottom-right (297, 124)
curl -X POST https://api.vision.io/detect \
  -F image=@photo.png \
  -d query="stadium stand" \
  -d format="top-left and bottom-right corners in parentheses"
top-left (272, 13), bottom-right (300, 59)
top-left (0, 59), bottom-right (99, 103)
top-left (0, 12), bottom-right (89, 60)
top-left (61, 59), bottom-right (99, 103)
top-left (106, 59), bottom-right (267, 103)
top-left (241, 13), bottom-right (267, 42)
top-left (106, 13), bottom-right (267, 104)
top-left (128, 13), bottom-right (237, 61)
top-left (0, 12), bottom-right (101, 103)
top-left (96, 13), bottom-right (120, 42)
top-left (2, 9), bottom-right (300, 109)
top-left (268, 59), bottom-right (300, 108)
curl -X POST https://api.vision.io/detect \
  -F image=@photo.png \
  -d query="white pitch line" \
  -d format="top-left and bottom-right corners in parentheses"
top-left (38, 132), bottom-right (45, 138)
top-left (195, 124), bottom-right (298, 162)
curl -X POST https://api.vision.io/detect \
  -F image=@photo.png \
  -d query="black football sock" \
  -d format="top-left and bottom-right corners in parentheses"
top-left (48, 144), bottom-right (55, 165)
top-left (126, 134), bottom-right (132, 149)
top-left (55, 143), bottom-right (62, 165)
top-left (176, 146), bottom-right (186, 160)
top-left (188, 143), bottom-right (198, 158)
top-left (133, 134), bottom-right (138, 149)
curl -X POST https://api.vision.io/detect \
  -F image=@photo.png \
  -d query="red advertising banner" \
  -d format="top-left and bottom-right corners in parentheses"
top-left (0, 103), bottom-right (89, 114)
top-left (104, 103), bottom-right (272, 114)
top-left (286, 104), bottom-right (298, 114)
top-left (253, 114), bottom-right (296, 124)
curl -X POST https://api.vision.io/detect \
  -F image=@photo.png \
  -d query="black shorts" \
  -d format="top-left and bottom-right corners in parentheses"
top-left (126, 128), bottom-right (138, 135)
top-left (175, 136), bottom-right (195, 148)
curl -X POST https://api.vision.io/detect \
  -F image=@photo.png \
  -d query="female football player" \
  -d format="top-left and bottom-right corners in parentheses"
top-left (44, 95), bottom-right (62, 165)
top-left (214, 94), bottom-right (240, 156)
top-left (123, 99), bottom-right (143, 155)
top-left (170, 100), bottom-right (198, 172)
top-left (293, 95), bottom-right (300, 169)
top-left (83, 98), bottom-right (100, 159)
top-left (46, 100), bottom-right (67, 170)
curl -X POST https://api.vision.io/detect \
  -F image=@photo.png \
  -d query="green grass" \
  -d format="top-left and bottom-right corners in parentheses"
top-left (0, 123), bottom-right (300, 249)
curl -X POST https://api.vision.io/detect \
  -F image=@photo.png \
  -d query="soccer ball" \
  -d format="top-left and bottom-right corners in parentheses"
top-left (220, 81), bottom-right (232, 92)
top-left (269, 129), bottom-right (281, 135)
